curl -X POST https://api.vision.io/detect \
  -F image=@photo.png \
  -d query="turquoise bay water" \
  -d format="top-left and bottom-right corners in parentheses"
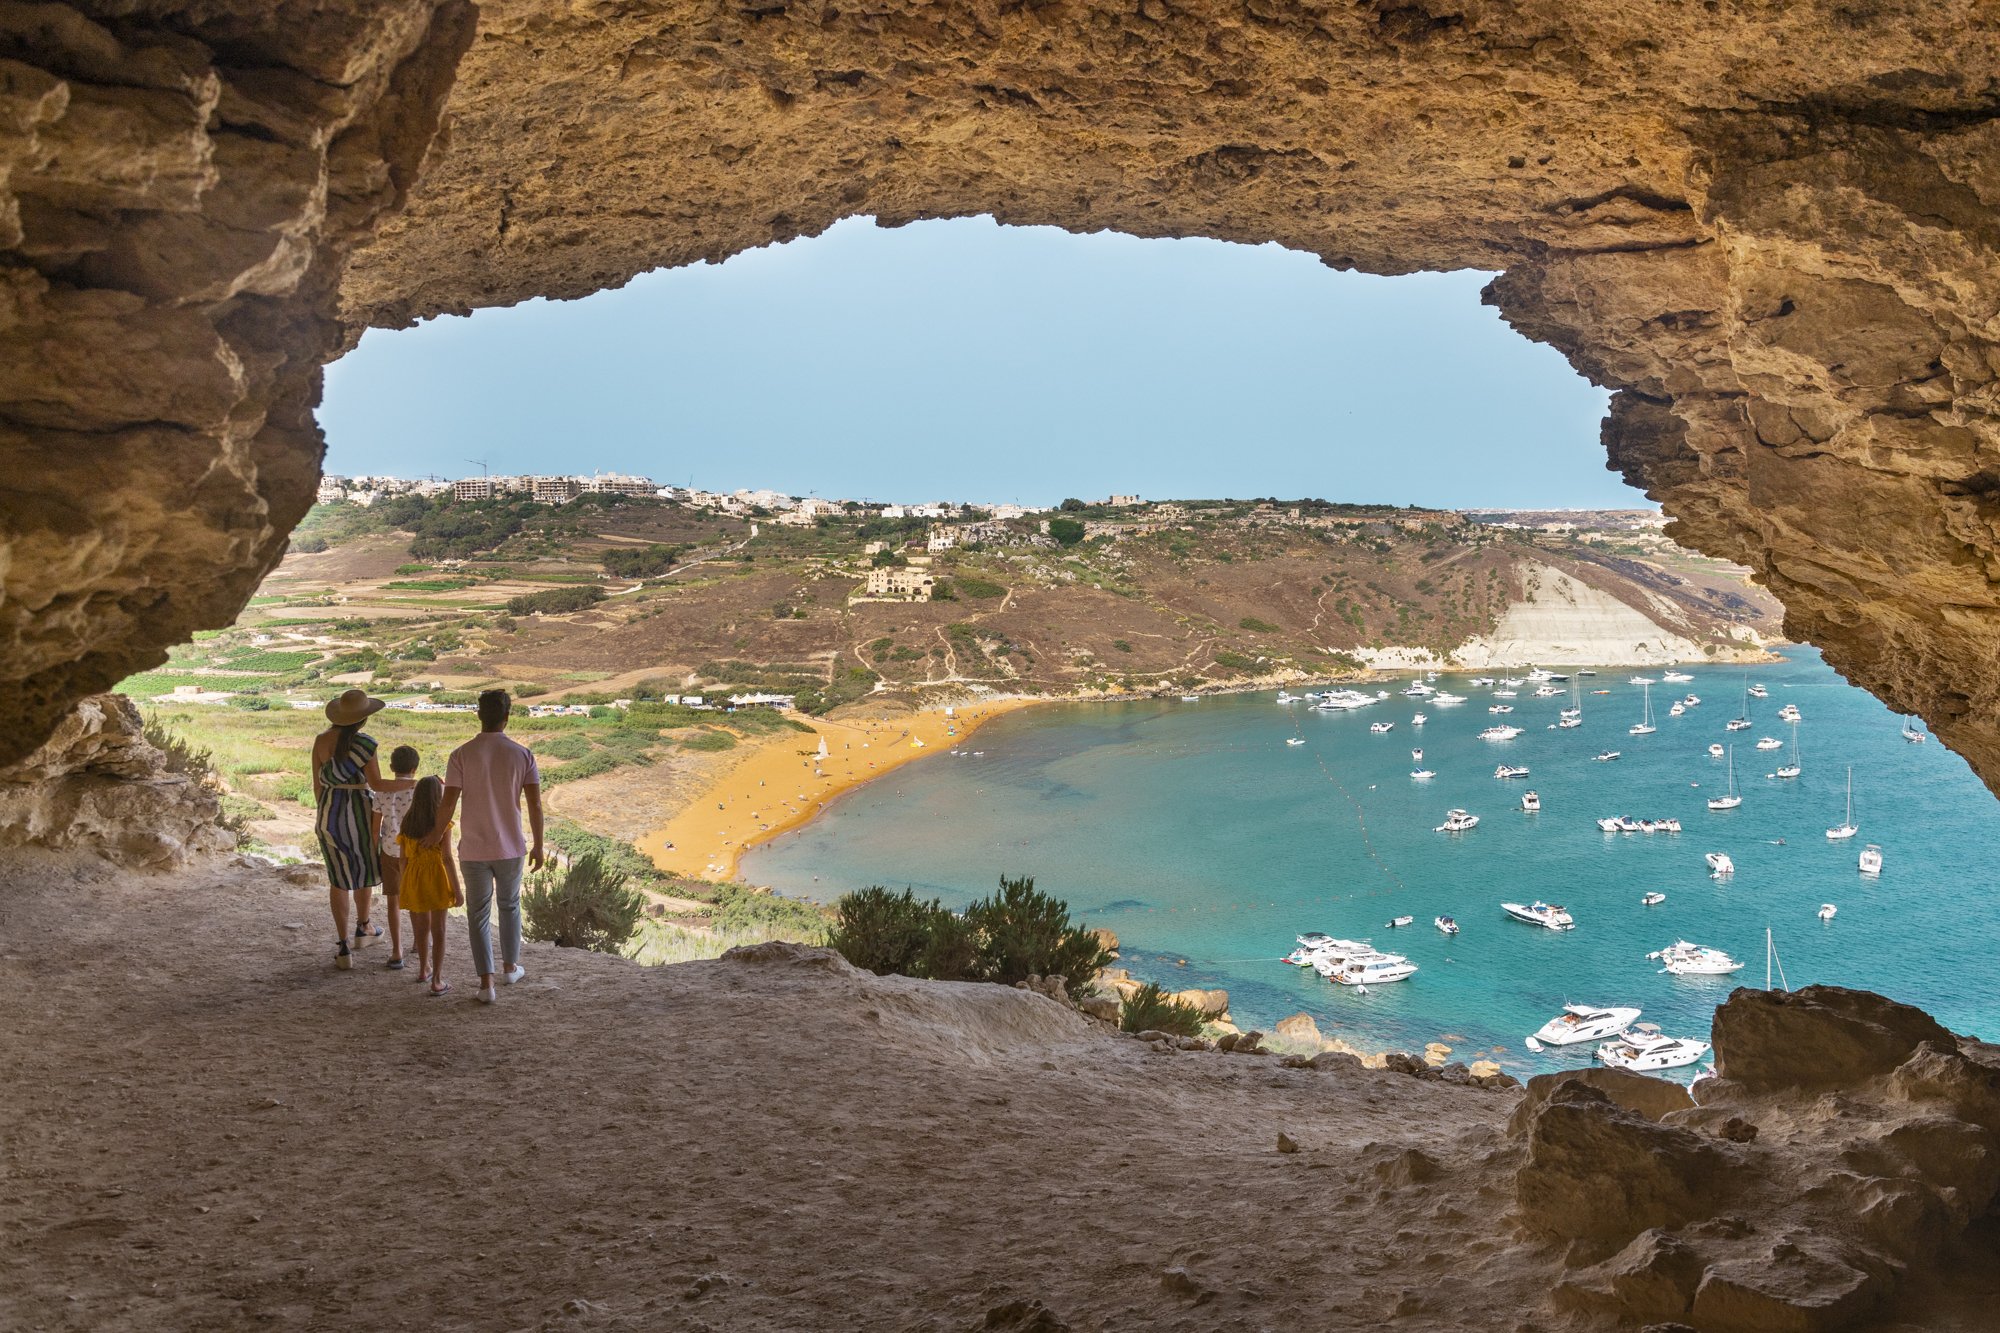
top-left (743, 650), bottom-right (2000, 1074)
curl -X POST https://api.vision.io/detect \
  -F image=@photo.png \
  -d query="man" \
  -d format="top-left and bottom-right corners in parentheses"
top-left (435, 689), bottom-right (544, 1004)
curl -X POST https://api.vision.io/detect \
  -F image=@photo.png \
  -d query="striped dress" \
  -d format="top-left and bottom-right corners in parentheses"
top-left (315, 732), bottom-right (381, 892)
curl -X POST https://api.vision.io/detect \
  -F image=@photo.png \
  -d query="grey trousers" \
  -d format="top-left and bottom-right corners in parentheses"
top-left (461, 856), bottom-right (524, 978)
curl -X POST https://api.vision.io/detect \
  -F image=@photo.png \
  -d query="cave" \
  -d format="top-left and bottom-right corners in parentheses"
top-left (5, 3), bottom-right (2000, 1328)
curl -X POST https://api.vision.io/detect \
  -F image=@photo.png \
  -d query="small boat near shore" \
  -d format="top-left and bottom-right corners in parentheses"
top-left (1434, 915), bottom-right (1459, 935)
top-left (1327, 951), bottom-right (1418, 987)
top-left (1479, 724), bottom-right (1524, 741)
top-left (1529, 1003), bottom-right (1641, 1049)
top-left (1859, 843), bottom-right (1884, 876)
top-left (1494, 764), bottom-right (1530, 779)
top-left (1435, 808), bottom-right (1479, 832)
top-left (1595, 750), bottom-right (1622, 762)
top-left (1642, 891), bottom-right (1666, 906)
top-left (1597, 1024), bottom-right (1711, 1072)
top-left (1521, 790), bottom-right (1541, 812)
top-left (1411, 768), bottom-right (1436, 780)
top-left (1502, 900), bottom-right (1575, 930)
top-left (1385, 915), bottom-right (1414, 928)
top-left (1705, 852), bottom-right (1735, 877)
top-left (1651, 940), bottom-right (1744, 976)
top-left (1370, 721), bottom-right (1395, 733)
top-left (1285, 737), bottom-right (1305, 747)
top-left (1818, 903), bottom-right (1838, 921)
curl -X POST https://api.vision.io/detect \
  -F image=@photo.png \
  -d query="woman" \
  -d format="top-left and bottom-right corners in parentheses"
top-left (314, 689), bottom-right (413, 970)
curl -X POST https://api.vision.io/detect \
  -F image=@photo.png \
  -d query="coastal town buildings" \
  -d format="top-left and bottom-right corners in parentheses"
top-left (860, 566), bottom-right (936, 600)
top-left (452, 476), bottom-right (494, 501)
top-left (584, 473), bottom-right (655, 496)
top-left (532, 476), bottom-right (583, 504)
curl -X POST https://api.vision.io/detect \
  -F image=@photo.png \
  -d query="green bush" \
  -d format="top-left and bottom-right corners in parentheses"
top-left (1119, 982), bottom-right (1207, 1037)
top-left (602, 544), bottom-right (688, 578)
top-left (826, 886), bottom-right (954, 978)
top-left (1048, 517), bottom-right (1085, 547)
top-left (827, 875), bottom-right (1109, 993)
top-left (1239, 616), bottom-right (1279, 633)
top-left (532, 733), bottom-right (594, 760)
top-left (142, 718), bottom-right (218, 783)
top-left (507, 585), bottom-right (605, 615)
top-left (964, 874), bottom-right (1111, 993)
top-left (956, 576), bottom-right (1006, 599)
top-left (679, 728), bottom-right (737, 752)
top-left (523, 852), bottom-right (645, 954)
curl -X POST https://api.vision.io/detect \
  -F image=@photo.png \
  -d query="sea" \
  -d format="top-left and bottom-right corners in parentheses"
top-left (742, 648), bottom-right (2000, 1074)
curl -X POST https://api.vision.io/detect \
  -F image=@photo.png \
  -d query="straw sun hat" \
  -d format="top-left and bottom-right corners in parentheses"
top-left (324, 688), bottom-right (386, 726)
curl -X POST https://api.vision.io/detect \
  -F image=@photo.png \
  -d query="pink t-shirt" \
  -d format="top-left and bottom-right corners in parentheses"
top-left (444, 732), bottom-right (541, 862)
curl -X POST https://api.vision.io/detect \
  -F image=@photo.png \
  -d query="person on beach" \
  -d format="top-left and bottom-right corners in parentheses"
top-left (313, 689), bottom-right (415, 971)
top-left (432, 689), bottom-right (543, 1005)
top-left (373, 745), bottom-right (421, 970)
top-left (396, 776), bottom-right (464, 996)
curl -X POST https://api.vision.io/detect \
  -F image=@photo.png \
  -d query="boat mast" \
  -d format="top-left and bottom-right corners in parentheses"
top-left (1766, 928), bottom-right (1790, 992)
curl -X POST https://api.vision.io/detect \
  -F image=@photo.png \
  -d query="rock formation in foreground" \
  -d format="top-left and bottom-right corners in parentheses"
top-left (5, 4), bottom-right (2000, 791)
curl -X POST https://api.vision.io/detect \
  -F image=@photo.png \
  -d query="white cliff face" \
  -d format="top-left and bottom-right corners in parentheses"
top-left (1450, 563), bottom-right (1714, 668)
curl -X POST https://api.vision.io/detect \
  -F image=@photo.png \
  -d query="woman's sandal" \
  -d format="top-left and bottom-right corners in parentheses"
top-left (335, 940), bottom-right (352, 971)
top-left (385, 955), bottom-right (405, 970)
top-left (428, 980), bottom-right (451, 997)
top-left (353, 920), bottom-right (381, 943)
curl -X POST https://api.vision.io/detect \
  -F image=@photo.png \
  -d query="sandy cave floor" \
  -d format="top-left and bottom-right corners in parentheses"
top-left (0, 852), bottom-right (1584, 1332)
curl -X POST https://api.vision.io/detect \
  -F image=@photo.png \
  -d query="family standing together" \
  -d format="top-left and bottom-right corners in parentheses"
top-left (314, 687), bottom-right (545, 1003)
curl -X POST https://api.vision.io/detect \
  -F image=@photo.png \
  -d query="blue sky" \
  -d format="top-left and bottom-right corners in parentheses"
top-left (321, 216), bottom-right (1640, 509)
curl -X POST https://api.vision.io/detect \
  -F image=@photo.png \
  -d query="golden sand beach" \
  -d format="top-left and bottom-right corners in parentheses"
top-left (637, 699), bottom-right (1039, 882)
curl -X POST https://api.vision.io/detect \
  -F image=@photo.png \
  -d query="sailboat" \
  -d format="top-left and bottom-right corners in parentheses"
top-left (1775, 719), bottom-right (1802, 779)
top-left (1707, 746), bottom-right (1742, 810)
top-left (1726, 673), bottom-right (1753, 731)
top-left (1902, 717), bottom-right (1927, 744)
top-left (1826, 766), bottom-right (1858, 839)
top-left (1558, 677), bottom-right (1583, 729)
top-left (1629, 681), bottom-right (1657, 736)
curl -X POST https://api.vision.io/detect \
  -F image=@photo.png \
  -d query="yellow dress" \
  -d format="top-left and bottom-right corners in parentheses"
top-left (395, 833), bottom-right (455, 912)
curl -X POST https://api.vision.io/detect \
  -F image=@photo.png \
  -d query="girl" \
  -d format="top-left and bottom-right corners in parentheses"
top-left (374, 745), bottom-right (422, 970)
top-left (397, 777), bottom-right (464, 996)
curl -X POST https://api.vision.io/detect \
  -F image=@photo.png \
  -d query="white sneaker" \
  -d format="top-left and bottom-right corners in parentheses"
top-left (503, 965), bottom-right (527, 985)
top-left (477, 986), bottom-right (497, 1005)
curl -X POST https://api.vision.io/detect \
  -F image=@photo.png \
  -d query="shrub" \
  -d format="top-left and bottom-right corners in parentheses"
top-left (1112, 640), bottom-right (1132, 653)
top-left (827, 886), bottom-right (954, 978)
top-left (679, 728), bottom-right (737, 752)
top-left (523, 853), bottom-right (645, 954)
top-left (956, 576), bottom-right (1005, 599)
top-left (290, 534), bottom-right (328, 554)
top-left (964, 874), bottom-right (1111, 993)
top-left (142, 718), bottom-right (218, 783)
top-left (507, 585), bottom-right (605, 615)
top-left (601, 543), bottom-right (688, 578)
top-left (228, 693), bottom-right (273, 710)
top-left (1239, 616), bottom-right (1279, 633)
top-left (1048, 517), bottom-right (1085, 547)
top-left (929, 579), bottom-right (957, 600)
top-left (1119, 982), bottom-right (1207, 1037)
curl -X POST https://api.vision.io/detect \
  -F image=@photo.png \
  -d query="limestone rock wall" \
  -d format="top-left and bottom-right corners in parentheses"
top-left (4, 1), bottom-right (2000, 797)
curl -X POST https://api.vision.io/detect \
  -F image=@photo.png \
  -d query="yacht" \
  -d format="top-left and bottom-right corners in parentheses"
top-left (1403, 682), bottom-right (1434, 697)
top-left (1285, 737), bottom-right (1306, 747)
top-left (1500, 677), bottom-right (1525, 687)
top-left (1707, 742), bottom-right (1725, 758)
top-left (1630, 682), bottom-right (1657, 736)
top-left (1275, 690), bottom-right (1299, 704)
top-left (1641, 891), bottom-right (1666, 906)
top-left (1558, 713), bottom-right (1583, 729)
top-left (1179, 694), bottom-right (1201, 702)
top-left (1479, 724), bottom-right (1524, 741)
top-left (1385, 915), bottom-right (1414, 928)
top-left (1668, 701), bottom-right (1686, 717)
top-left (1705, 851), bottom-right (1735, 877)
top-left (1529, 1003), bottom-right (1642, 1048)
top-left (1775, 720), bottom-right (1802, 779)
top-left (1370, 721), bottom-right (1395, 733)
top-left (1435, 808), bottom-right (1480, 832)
top-left (1526, 668), bottom-right (1554, 681)
top-left (1283, 933), bottom-right (1370, 968)
top-left (1629, 675), bottom-right (1656, 685)
top-left (1663, 671), bottom-right (1694, 683)
top-left (1493, 688), bottom-right (1519, 699)
top-left (1434, 915), bottom-right (1459, 935)
top-left (1533, 685), bottom-right (1563, 698)
top-left (1411, 747), bottom-right (1423, 762)
top-left (1725, 718), bottom-right (1752, 732)
top-left (1502, 900), bottom-right (1576, 930)
top-left (1650, 941), bottom-right (1744, 975)
top-left (1494, 764), bottom-right (1530, 779)
top-left (1643, 818), bottom-right (1682, 834)
top-left (1755, 736), bottom-right (1783, 750)
top-left (1595, 750), bottom-right (1622, 762)
top-left (1521, 790), bottom-right (1541, 812)
top-left (1748, 683), bottom-right (1769, 699)
top-left (1777, 703), bottom-right (1802, 723)
top-left (1411, 712), bottom-right (1427, 726)
top-left (1597, 1024), bottom-right (1711, 1071)
top-left (1578, 670), bottom-right (1597, 677)
top-left (1328, 952), bottom-right (1418, 987)
top-left (1682, 694), bottom-right (1701, 707)
top-left (1488, 704), bottom-right (1515, 714)
top-left (1859, 843), bottom-right (1884, 876)
top-left (1596, 816), bottom-right (1632, 832)
top-left (1470, 677), bottom-right (1496, 687)
top-left (1707, 746), bottom-right (1742, 810)
top-left (1818, 903), bottom-right (1838, 922)
top-left (1431, 691), bottom-right (1467, 705)
top-left (1902, 718), bottom-right (1926, 743)
top-left (1826, 765), bottom-right (1859, 840)
top-left (1411, 768), bottom-right (1437, 780)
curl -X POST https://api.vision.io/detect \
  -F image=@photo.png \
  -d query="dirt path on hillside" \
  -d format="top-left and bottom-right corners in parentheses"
top-left (0, 852), bottom-right (1573, 1333)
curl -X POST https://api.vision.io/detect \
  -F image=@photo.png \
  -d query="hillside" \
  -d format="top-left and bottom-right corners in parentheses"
top-left (185, 495), bottom-right (1781, 714)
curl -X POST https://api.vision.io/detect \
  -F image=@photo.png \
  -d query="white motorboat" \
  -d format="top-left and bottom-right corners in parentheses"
top-left (1411, 712), bottom-right (1427, 726)
top-left (1385, 915), bottom-right (1415, 928)
top-left (1502, 900), bottom-right (1575, 931)
top-left (1705, 852), bottom-right (1735, 877)
top-left (1748, 683), bottom-right (1769, 699)
top-left (1403, 682), bottom-right (1434, 697)
top-left (1643, 818), bottom-right (1682, 834)
top-left (1726, 718), bottom-right (1752, 731)
top-left (1530, 1003), bottom-right (1642, 1048)
top-left (1775, 719), bottom-right (1801, 779)
top-left (1521, 791), bottom-right (1541, 812)
top-left (1859, 843), bottom-right (1884, 876)
top-left (1180, 694), bottom-right (1201, 702)
top-left (1595, 750), bottom-right (1622, 762)
top-left (1682, 694), bottom-right (1701, 707)
top-left (1663, 671), bottom-right (1693, 683)
top-left (1493, 688), bottom-right (1519, 699)
top-left (1411, 747), bottom-right (1423, 761)
top-left (1707, 742), bottom-right (1725, 757)
top-left (1275, 691), bottom-right (1299, 704)
top-left (1489, 704), bottom-right (1514, 714)
top-left (1755, 736), bottom-right (1783, 750)
top-left (1579, 670), bottom-right (1597, 676)
top-left (1328, 952), bottom-right (1418, 987)
top-left (1495, 764), bottom-right (1530, 779)
top-left (1500, 677), bottom-right (1524, 687)
top-left (1630, 682), bottom-right (1657, 736)
top-left (1370, 721), bottom-right (1395, 734)
top-left (1596, 816), bottom-right (1627, 832)
top-left (1285, 737), bottom-right (1306, 747)
top-left (1826, 765), bottom-right (1859, 840)
top-left (1902, 718), bottom-right (1926, 743)
top-left (1668, 702), bottom-right (1686, 717)
top-left (1708, 746), bottom-right (1743, 810)
top-left (1778, 703), bottom-right (1801, 722)
top-left (1558, 713), bottom-right (1583, 729)
top-left (1284, 933), bottom-right (1371, 967)
top-left (1411, 768), bottom-right (1436, 780)
top-left (1641, 891), bottom-right (1666, 906)
top-left (1434, 915), bottom-right (1459, 935)
top-left (1597, 1024), bottom-right (1711, 1071)
top-left (1629, 675), bottom-right (1656, 685)
top-left (1651, 940), bottom-right (1744, 976)
top-left (1435, 808), bottom-right (1479, 832)
top-left (1431, 691), bottom-right (1467, 705)
top-left (1470, 677), bottom-right (1496, 687)
top-left (1533, 685), bottom-right (1563, 698)
top-left (1526, 668), bottom-right (1554, 681)
top-left (1479, 724), bottom-right (1524, 740)
top-left (1818, 903), bottom-right (1838, 921)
